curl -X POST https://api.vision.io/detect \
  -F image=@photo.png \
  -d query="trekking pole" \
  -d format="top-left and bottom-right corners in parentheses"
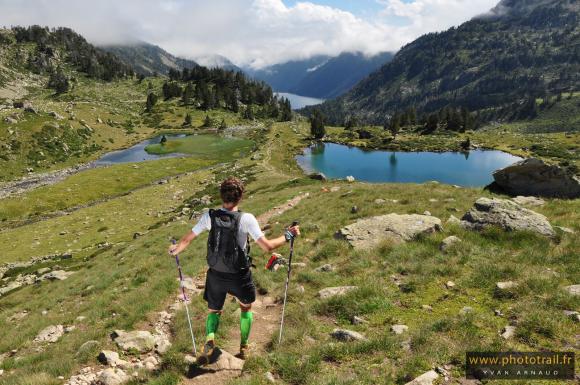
top-left (171, 239), bottom-right (198, 356)
top-left (278, 221), bottom-right (299, 345)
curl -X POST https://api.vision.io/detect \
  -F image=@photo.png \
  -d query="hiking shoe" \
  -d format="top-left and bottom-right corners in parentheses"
top-left (237, 344), bottom-right (249, 360)
top-left (196, 340), bottom-right (215, 366)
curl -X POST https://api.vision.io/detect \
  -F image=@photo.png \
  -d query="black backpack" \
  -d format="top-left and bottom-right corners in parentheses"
top-left (206, 209), bottom-right (251, 273)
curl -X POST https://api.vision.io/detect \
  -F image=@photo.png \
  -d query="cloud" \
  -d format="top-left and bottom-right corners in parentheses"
top-left (0, 0), bottom-right (499, 68)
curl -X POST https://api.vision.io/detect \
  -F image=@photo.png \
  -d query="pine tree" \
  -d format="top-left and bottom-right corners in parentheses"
top-left (145, 92), bottom-right (158, 112)
top-left (389, 112), bottom-right (401, 138)
top-left (202, 115), bottom-right (213, 128)
top-left (48, 67), bottom-right (69, 94)
top-left (243, 105), bottom-right (254, 120)
top-left (182, 83), bottom-right (194, 105)
top-left (310, 109), bottom-right (326, 139)
top-left (183, 113), bottom-right (192, 127)
top-left (219, 118), bottom-right (227, 130)
top-left (279, 98), bottom-right (292, 121)
top-left (425, 113), bottom-right (439, 132)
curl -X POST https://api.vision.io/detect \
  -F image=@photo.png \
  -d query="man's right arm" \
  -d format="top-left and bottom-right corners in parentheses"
top-left (169, 211), bottom-right (210, 255)
top-left (255, 225), bottom-right (300, 252)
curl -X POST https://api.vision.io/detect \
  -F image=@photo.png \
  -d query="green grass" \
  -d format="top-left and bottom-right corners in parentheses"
top-left (144, 134), bottom-right (254, 158)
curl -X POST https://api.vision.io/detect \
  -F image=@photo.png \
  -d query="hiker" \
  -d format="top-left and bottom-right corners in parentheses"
top-left (169, 177), bottom-right (300, 362)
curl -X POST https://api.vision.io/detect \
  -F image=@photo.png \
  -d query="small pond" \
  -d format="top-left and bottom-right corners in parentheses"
top-left (296, 142), bottom-right (523, 187)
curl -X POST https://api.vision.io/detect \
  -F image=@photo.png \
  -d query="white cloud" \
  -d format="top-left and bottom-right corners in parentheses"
top-left (0, 0), bottom-right (499, 68)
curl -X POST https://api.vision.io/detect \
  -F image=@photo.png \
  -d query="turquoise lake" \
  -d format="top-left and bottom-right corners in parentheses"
top-left (296, 142), bottom-right (523, 187)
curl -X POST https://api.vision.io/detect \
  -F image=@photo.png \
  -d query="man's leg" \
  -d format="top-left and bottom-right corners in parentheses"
top-left (239, 302), bottom-right (253, 347)
top-left (205, 309), bottom-right (222, 343)
top-left (200, 270), bottom-right (227, 364)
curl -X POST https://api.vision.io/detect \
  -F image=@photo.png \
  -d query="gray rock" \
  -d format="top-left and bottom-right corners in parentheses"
top-left (423, 210), bottom-right (432, 216)
top-left (98, 368), bottom-right (129, 385)
top-left (4, 116), bottom-right (17, 124)
top-left (445, 281), bottom-right (456, 289)
top-left (375, 198), bottom-right (386, 204)
top-left (460, 198), bottom-right (555, 238)
top-left (390, 324), bottom-right (408, 334)
top-left (265, 371), bottom-right (276, 383)
top-left (440, 236), bottom-right (461, 252)
top-left (351, 206), bottom-right (358, 214)
top-left (512, 196), bottom-right (545, 206)
top-left (314, 264), bottom-right (333, 273)
top-left (331, 329), bottom-right (366, 341)
top-left (460, 306), bottom-right (474, 314)
top-left (0, 281), bottom-right (23, 295)
top-left (113, 330), bottom-right (156, 353)
top-left (404, 370), bottom-right (439, 385)
top-left (36, 267), bottom-right (51, 275)
top-left (154, 333), bottom-right (172, 354)
top-left (555, 226), bottom-right (575, 234)
top-left (337, 214), bottom-right (442, 250)
top-left (41, 270), bottom-right (73, 281)
top-left (34, 325), bottom-right (64, 343)
top-left (496, 281), bottom-right (518, 290)
top-left (351, 315), bottom-right (367, 325)
top-left (563, 310), bottom-right (580, 322)
top-left (98, 350), bottom-right (120, 365)
top-left (564, 284), bottom-right (580, 296)
top-left (493, 158), bottom-right (580, 198)
top-left (76, 340), bottom-right (99, 356)
top-left (501, 325), bottom-right (516, 339)
top-left (447, 215), bottom-right (461, 225)
top-left (49, 111), bottom-right (64, 120)
top-left (318, 286), bottom-right (358, 299)
top-left (202, 348), bottom-right (244, 370)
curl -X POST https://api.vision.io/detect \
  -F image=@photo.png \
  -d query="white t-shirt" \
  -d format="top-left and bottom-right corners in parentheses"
top-left (192, 209), bottom-right (264, 249)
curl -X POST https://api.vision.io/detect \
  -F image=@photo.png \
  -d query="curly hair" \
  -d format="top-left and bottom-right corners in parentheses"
top-left (220, 177), bottom-right (245, 204)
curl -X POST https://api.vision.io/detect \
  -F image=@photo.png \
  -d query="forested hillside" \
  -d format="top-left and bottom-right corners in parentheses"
top-left (305, 0), bottom-right (580, 125)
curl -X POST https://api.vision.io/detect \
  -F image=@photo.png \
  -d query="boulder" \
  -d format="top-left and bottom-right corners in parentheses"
top-left (98, 368), bottom-right (129, 385)
top-left (564, 284), bottom-right (580, 296)
top-left (331, 329), bottom-right (366, 342)
top-left (40, 270), bottom-right (74, 281)
top-left (314, 264), bottom-right (333, 273)
top-left (512, 196), bottom-right (545, 206)
top-left (318, 286), bottom-right (358, 299)
top-left (337, 214), bottom-right (442, 250)
top-left (446, 215), bottom-right (461, 225)
top-left (440, 236), bottom-right (461, 252)
top-left (76, 340), bottom-right (99, 356)
top-left (309, 172), bottom-right (327, 181)
top-left (154, 333), bottom-right (172, 354)
top-left (4, 116), bottom-right (17, 124)
top-left (461, 198), bottom-right (555, 238)
top-left (563, 310), bottom-right (580, 323)
top-left (390, 324), bottom-right (408, 335)
top-left (113, 330), bottom-right (156, 353)
top-left (501, 325), bottom-right (516, 340)
top-left (492, 158), bottom-right (580, 198)
top-left (404, 370), bottom-right (439, 385)
top-left (98, 350), bottom-right (120, 365)
top-left (34, 325), bottom-right (64, 343)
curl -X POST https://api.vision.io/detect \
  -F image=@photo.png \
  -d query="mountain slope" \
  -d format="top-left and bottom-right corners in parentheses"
top-left (102, 42), bottom-right (198, 76)
top-left (193, 54), bottom-right (241, 72)
top-left (306, 0), bottom-right (580, 124)
top-left (247, 51), bottom-right (393, 99)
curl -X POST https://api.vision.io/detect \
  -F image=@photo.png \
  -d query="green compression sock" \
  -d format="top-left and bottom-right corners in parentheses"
top-left (240, 311), bottom-right (253, 346)
top-left (205, 312), bottom-right (221, 342)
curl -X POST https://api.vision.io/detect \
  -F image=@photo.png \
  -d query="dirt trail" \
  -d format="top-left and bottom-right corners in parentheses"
top-left (180, 192), bottom-right (309, 385)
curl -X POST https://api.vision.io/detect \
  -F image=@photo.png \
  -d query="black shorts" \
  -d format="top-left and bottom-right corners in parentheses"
top-left (203, 268), bottom-right (256, 311)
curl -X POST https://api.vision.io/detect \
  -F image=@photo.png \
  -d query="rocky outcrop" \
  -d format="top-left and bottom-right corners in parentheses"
top-left (337, 214), bottom-right (442, 250)
top-left (112, 330), bottom-right (156, 353)
top-left (440, 236), bottom-right (461, 252)
top-left (492, 158), bottom-right (580, 198)
top-left (461, 198), bottom-right (555, 238)
top-left (34, 325), bottom-right (64, 343)
top-left (404, 370), bottom-right (439, 385)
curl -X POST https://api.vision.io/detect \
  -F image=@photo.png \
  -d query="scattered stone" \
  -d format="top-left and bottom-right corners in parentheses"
top-left (34, 325), bottom-right (64, 343)
top-left (492, 158), bottom-right (580, 198)
top-left (460, 306), bottom-right (473, 314)
top-left (330, 186), bottom-right (340, 192)
top-left (563, 310), bottom-right (580, 322)
top-left (98, 368), bottom-right (129, 385)
top-left (76, 316), bottom-right (87, 322)
top-left (331, 329), bottom-right (366, 342)
top-left (350, 206), bottom-right (358, 214)
top-left (76, 340), bottom-right (99, 356)
top-left (445, 281), bottom-right (456, 289)
top-left (564, 284), bottom-right (580, 296)
top-left (314, 264), bottom-right (333, 272)
top-left (309, 172), bottom-right (327, 181)
top-left (512, 196), bottom-right (545, 206)
top-left (154, 333), bottom-right (171, 354)
top-left (391, 324), bottom-right (408, 335)
top-left (440, 236), bottom-right (461, 252)
top-left (98, 350), bottom-right (120, 365)
top-left (113, 330), bottom-right (156, 353)
top-left (400, 339), bottom-right (412, 352)
top-left (4, 116), bottom-right (17, 124)
top-left (404, 370), bottom-right (439, 385)
top-left (375, 198), bottom-right (386, 204)
top-left (345, 175), bottom-right (355, 182)
top-left (461, 198), bottom-right (555, 238)
top-left (496, 281), bottom-right (518, 290)
top-left (318, 286), bottom-right (358, 299)
top-left (36, 267), bottom-right (51, 275)
top-left (422, 305), bottom-right (433, 312)
top-left (446, 215), bottom-right (461, 225)
top-left (501, 325), bottom-right (516, 340)
top-left (423, 211), bottom-right (432, 216)
top-left (351, 315), bottom-right (367, 325)
top-left (494, 309), bottom-right (503, 316)
top-left (49, 111), bottom-right (64, 120)
top-left (41, 270), bottom-right (74, 281)
top-left (65, 325), bottom-right (76, 333)
top-left (337, 214), bottom-right (442, 250)
top-left (265, 371), bottom-right (276, 383)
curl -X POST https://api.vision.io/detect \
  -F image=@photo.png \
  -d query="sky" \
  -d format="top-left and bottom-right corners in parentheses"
top-left (0, 0), bottom-right (500, 68)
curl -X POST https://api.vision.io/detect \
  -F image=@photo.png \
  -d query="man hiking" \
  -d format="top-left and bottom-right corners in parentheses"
top-left (169, 177), bottom-right (300, 363)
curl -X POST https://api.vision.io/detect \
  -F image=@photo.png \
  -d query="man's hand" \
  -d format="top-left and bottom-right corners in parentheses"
top-left (169, 243), bottom-right (179, 256)
top-left (285, 225), bottom-right (300, 241)
top-left (169, 232), bottom-right (197, 256)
